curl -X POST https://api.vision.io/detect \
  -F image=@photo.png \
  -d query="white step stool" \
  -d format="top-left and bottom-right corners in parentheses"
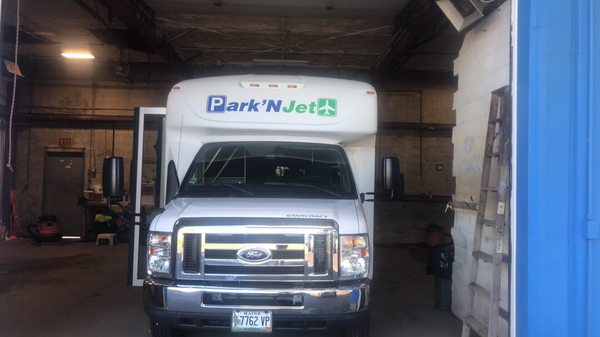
top-left (96, 233), bottom-right (117, 246)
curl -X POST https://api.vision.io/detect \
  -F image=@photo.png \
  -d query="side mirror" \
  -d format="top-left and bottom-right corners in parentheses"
top-left (382, 156), bottom-right (404, 200)
top-left (102, 156), bottom-right (124, 198)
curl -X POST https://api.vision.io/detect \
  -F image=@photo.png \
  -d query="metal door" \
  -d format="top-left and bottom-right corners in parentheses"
top-left (43, 150), bottom-right (85, 237)
top-left (517, 0), bottom-right (600, 335)
top-left (588, 0), bottom-right (600, 332)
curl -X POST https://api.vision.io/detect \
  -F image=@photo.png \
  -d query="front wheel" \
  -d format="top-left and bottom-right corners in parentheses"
top-left (343, 318), bottom-right (370, 337)
top-left (149, 319), bottom-right (182, 337)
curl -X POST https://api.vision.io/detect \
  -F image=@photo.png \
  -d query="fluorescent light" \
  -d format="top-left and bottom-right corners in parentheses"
top-left (61, 49), bottom-right (95, 59)
top-left (62, 236), bottom-right (81, 239)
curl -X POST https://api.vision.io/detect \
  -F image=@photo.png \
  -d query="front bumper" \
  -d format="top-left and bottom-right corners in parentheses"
top-left (144, 278), bottom-right (370, 331)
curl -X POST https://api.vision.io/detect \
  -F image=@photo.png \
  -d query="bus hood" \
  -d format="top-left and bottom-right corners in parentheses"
top-left (150, 197), bottom-right (367, 234)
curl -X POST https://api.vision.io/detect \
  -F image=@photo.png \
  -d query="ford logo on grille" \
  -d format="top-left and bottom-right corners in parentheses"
top-left (237, 247), bottom-right (272, 263)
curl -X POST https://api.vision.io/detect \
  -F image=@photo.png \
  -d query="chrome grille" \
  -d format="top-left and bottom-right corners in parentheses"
top-left (205, 249), bottom-right (305, 260)
top-left (205, 233), bottom-right (305, 244)
top-left (175, 222), bottom-right (338, 282)
top-left (182, 234), bottom-right (201, 273)
top-left (313, 234), bottom-right (327, 274)
top-left (204, 265), bottom-right (305, 275)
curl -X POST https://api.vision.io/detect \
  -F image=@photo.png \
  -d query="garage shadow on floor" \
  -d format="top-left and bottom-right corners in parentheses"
top-left (0, 240), bottom-right (459, 337)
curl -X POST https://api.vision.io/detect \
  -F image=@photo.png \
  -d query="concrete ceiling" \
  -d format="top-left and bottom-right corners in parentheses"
top-left (3, 0), bottom-right (462, 76)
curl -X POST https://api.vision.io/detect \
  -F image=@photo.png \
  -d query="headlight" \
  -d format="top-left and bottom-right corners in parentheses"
top-left (148, 232), bottom-right (172, 277)
top-left (340, 234), bottom-right (369, 280)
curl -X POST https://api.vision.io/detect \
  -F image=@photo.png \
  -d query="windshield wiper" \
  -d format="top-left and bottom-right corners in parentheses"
top-left (264, 182), bottom-right (342, 198)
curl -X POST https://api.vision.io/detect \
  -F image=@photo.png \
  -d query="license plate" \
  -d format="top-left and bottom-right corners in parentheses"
top-left (231, 310), bottom-right (272, 333)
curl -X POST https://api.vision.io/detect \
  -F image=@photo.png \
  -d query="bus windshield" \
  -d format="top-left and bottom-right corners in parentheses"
top-left (179, 142), bottom-right (357, 199)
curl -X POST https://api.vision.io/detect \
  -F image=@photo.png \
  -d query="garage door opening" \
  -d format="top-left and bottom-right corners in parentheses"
top-left (0, 0), bottom-right (514, 336)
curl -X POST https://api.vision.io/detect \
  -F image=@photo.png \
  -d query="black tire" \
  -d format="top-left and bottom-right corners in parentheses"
top-left (149, 319), bottom-right (182, 337)
top-left (343, 319), bottom-right (370, 337)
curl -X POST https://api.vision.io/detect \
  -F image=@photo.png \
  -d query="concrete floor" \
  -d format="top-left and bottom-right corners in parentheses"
top-left (0, 239), bottom-right (460, 337)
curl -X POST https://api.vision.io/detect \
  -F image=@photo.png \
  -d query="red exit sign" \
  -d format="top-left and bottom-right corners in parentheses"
top-left (58, 138), bottom-right (72, 146)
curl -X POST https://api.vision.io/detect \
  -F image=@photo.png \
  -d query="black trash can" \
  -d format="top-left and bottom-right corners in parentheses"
top-left (435, 277), bottom-right (452, 311)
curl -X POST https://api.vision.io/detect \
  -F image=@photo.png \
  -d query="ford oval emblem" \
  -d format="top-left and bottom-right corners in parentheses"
top-left (237, 247), bottom-right (272, 263)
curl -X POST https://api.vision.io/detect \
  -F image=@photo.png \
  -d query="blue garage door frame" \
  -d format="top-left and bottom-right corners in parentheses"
top-left (517, 0), bottom-right (600, 336)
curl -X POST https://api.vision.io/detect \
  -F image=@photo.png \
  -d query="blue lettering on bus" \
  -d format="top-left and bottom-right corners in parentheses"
top-left (207, 95), bottom-right (227, 113)
top-left (265, 100), bottom-right (282, 112)
top-left (205, 96), bottom-right (336, 116)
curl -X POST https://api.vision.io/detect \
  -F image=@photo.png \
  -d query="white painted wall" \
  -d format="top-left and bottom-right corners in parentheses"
top-left (451, 2), bottom-right (511, 335)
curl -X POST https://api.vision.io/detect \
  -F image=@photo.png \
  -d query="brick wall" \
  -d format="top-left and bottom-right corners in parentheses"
top-left (11, 66), bottom-right (457, 244)
top-left (375, 73), bottom-right (456, 244)
top-left (450, 3), bottom-right (511, 335)
top-left (12, 76), bottom-right (169, 233)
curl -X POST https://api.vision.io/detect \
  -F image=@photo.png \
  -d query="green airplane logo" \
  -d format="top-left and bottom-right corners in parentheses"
top-left (317, 98), bottom-right (337, 117)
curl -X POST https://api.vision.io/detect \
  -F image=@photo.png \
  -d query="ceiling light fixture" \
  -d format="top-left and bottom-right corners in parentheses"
top-left (61, 49), bottom-right (95, 59)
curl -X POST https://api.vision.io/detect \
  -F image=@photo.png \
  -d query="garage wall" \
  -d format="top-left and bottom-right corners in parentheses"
top-left (450, 2), bottom-right (510, 332)
top-left (375, 73), bottom-right (456, 244)
top-left (378, 74), bottom-right (456, 195)
top-left (11, 61), bottom-right (456, 243)
top-left (12, 64), bottom-right (171, 234)
top-left (10, 63), bottom-right (368, 234)
top-left (14, 128), bottom-right (134, 232)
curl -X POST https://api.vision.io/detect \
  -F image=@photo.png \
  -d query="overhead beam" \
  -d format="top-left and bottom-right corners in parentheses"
top-left (15, 112), bottom-right (135, 129)
top-left (179, 45), bottom-right (382, 57)
top-left (78, 0), bottom-right (184, 71)
top-left (17, 112), bottom-right (133, 123)
top-left (375, 0), bottom-right (450, 78)
top-left (72, 0), bottom-right (111, 27)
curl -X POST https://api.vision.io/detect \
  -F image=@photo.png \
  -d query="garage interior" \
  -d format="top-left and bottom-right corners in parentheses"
top-left (0, 0), bottom-right (512, 336)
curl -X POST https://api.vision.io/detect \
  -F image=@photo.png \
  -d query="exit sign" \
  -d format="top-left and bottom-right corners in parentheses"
top-left (58, 138), bottom-right (72, 146)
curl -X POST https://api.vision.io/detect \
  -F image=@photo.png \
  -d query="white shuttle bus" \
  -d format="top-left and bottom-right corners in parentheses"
top-left (106, 75), bottom-right (390, 337)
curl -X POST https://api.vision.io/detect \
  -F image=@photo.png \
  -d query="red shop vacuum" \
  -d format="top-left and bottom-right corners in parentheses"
top-left (28, 215), bottom-right (62, 242)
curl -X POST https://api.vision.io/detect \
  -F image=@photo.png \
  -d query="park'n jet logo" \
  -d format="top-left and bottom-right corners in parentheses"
top-left (317, 98), bottom-right (336, 117)
top-left (207, 95), bottom-right (337, 117)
